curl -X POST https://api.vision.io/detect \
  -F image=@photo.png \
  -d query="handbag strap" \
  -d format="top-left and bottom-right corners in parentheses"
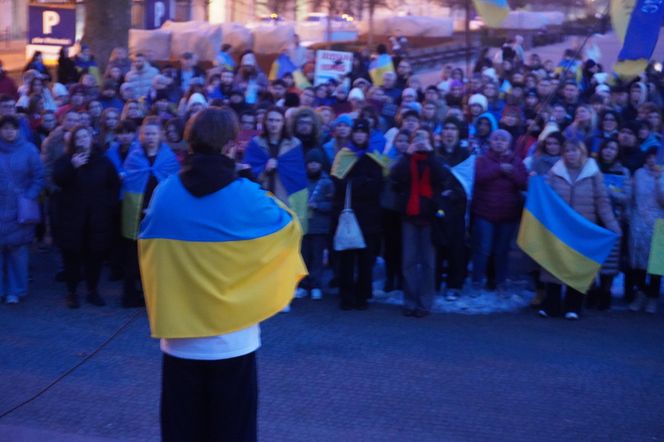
top-left (345, 180), bottom-right (352, 210)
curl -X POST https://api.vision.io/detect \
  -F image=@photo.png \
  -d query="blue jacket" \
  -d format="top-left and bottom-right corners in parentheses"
top-left (0, 136), bottom-right (44, 246)
top-left (307, 172), bottom-right (334, 235)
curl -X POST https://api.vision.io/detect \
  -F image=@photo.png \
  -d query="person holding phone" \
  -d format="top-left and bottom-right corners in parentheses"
top-left (390, 129), bottom-right (448, 317)
top-left (52, 125), bottom-right (120, 308)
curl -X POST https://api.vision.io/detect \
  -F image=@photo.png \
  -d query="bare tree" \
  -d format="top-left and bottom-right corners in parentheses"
top-left (81, 0), bottom-right (131, 73)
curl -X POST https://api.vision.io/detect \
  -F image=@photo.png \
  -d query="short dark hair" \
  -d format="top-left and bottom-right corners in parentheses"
top-left (0, 115), bottom-right (20, 129)
top-left (185, 106), bottom-right (239, 154)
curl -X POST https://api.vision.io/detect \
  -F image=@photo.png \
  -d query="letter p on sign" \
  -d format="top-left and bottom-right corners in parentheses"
top-left (43, 11), bottom-right (60, 35)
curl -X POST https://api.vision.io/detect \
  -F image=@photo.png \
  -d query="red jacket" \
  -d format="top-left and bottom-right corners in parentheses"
top-left (472, 150), bottom-right (527, 222)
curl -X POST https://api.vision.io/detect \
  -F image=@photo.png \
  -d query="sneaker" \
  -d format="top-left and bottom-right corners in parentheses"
top-left (445, 290), bottom-right (460, 301)
top-left (311, 288), bottom-right (323, 300)
top-left (565, 312), bottom-right (579, 320)
top-left (294, 288), bottom-right (308, 299)
top-left (537, 309), bottom-right (548, 318)
top-left (629, 292), bottom-right (648, 312)
top-left (645, 299), bottom-right (658, 314)
top-left (281, 304), bottom-right (291, 313)
top-left (5, 294), bottom-right (19, 304)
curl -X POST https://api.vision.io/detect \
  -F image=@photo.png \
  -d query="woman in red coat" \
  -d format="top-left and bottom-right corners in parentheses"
top-left (470, 129), bottom-right (528, 294)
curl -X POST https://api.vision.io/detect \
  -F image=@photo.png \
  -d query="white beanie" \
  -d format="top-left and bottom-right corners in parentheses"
top-left (187, 92), bottom-right (207, 110)
top-left (240, 53), bottom-right (257, 67)
top-left (468, 93), bottom-right (488, 112)
top-left (482, 67), bottom-right (498, 83)
top-left (52, 82), bottom-right (69, 98)
top-left (348, 87), bottom-right (365, 101)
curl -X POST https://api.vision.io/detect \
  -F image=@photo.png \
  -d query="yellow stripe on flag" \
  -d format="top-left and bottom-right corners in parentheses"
top-left (139, 219), bottom-right (306, 338)
top-left (517, 210), bottom-right (601, 293)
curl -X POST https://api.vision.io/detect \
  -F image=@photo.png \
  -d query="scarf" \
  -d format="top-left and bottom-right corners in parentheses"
top-left (406, 152), bottom-right (433, 216)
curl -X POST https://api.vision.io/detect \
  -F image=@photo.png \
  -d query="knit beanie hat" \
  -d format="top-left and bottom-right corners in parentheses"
top-left (348, 87), bottom-right (365, 101)
top-left (468, 93), bottom-right (488, 112)
top-left (187, 92), bottom-right (207, 110)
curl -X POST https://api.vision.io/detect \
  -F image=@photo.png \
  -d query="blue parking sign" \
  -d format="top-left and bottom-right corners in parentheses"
top-left (28, 4), bottom-right (76, 46)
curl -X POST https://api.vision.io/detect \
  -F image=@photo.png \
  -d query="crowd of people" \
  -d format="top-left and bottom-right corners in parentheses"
top-left (0, 36), bottom-right (663, 320)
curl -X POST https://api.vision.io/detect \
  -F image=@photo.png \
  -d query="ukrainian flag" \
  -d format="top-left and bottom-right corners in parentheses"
top-left (138, 177), bottom-right (307, 338)
top-left (269, 53), bottom-right (311, 89)
top-left (369, 54), bottom-right (395, 87)
top-left (122, 145), bottom-right (180, 240)
top-left (517, 176), bottom-right (619, 294)
top-left (244, 137), bottom-right (309, 232)
top-left (614, 0), bottom-right (664, 77)
top-left (330, 147), bottom-right (389, 179)
top-left (473, 0), bottom-right (509, 28)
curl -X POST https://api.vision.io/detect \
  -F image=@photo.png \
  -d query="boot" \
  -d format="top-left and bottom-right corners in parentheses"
top-left (86, 292), bottom-right (106, 307)
top-left (66, 292), bottom-right (79, 309)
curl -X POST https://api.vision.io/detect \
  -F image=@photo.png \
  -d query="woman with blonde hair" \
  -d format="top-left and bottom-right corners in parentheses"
top-left (539, 139), bottom-right (621, 319)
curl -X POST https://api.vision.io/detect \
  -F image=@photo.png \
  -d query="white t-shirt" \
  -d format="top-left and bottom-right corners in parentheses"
top-left (160, 324), bottom-right (261, 361)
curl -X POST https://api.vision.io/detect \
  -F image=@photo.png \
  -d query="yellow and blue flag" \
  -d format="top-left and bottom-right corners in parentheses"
top-left (517, 176), bottom-right (619, 294)
top-left (244, 137), bottom-right (309, 231)
top-left (122, 145), bottom-right (180, 240)
top-left (614, 0), bottom-right (664, 77)
top-left (473, 0), bottom-right (509, 28)
top-left (330, 147), bottom-right (389, 179)
top-left (369, 54), bottom-right (395, 87)
top-left (269, 53), bottom-right (311, 89)
top-left (138, 177), bottom-right (307, 338)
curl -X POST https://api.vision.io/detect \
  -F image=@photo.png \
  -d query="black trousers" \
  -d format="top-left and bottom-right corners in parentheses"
top-left (300, 234), bottom-right (329, 290)
top-left (61, 248), bottom-right (104, 295)
top-left (123, 238), bottom-right (142, 301)
top-left (338, 234), bottom-right (379, 307)
top-left (381, 209), bottom-right (402, 288)
top-left (541, 283), bottom-right (584, 317)
top-left (633, 269), bottom-right (662, 299)
top-left (161, 352), bottom-right (258, 442)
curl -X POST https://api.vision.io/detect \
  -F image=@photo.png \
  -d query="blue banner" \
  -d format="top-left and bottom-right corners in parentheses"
top-left (28, 4), bottom-right (76, 46)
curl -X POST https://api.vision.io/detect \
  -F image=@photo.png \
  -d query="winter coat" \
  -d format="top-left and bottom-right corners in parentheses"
top-left (307, 172), bottom-right (334, 235)
top-left (472, 150), bottom-right (528, 223)
top-left (437, 147), bottom-right (472, 245)
top-left (529, 154), bottom-right (560, 177)
top-left (124, 63), bottom-right (160, 98)
top-left (541, 158), bottom-right (621, 283)
top-left (598, 161), bottom-right (631, 275)
top-left (628, 168), bottom-right (664, 270)
top-left (332, 152), bottom-right (384, 236)
top-left (0, 136), bottom-right (44, 247)
top-left (52, 152), bottom-right (120, 253)
top-left (57, 56), bottom-right (79, 85)
top-left (390, 151), bottom-right (448, 223)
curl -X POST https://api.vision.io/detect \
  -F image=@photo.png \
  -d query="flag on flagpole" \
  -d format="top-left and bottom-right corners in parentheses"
top-left (517, 176), bottom-right (619, 293)
top-left (614, 0), bottom-right (664, 77)
top-left (473, 0), bottom-right (510, 28)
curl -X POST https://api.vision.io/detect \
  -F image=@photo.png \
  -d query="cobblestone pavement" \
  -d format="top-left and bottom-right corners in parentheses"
top-left (1, 248), bottom-right (664, 442)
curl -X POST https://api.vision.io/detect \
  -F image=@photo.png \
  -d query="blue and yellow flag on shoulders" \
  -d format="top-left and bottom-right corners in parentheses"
top-left (613, 0), bottom-right (664, 77)
top-left (244, 137), bottom-right (309, 232)
top-left (369, 53), bottom-right (395, 87)
top-left (138, 177), bottom-right (307, 338)
top-left (330, 146), bottom-right (389, 179)
top-left (473, 0), bottom-right (509, 28)
top-left (517, 176), bottom-right (618, 294)
top-left (269, 53), bottom-right (311, 89)
top-left (122, 145), bottom-right (180, 240)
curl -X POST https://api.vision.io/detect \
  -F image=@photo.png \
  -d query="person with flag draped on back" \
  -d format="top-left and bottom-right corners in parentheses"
top-left (537, 140), bottom-right (621, 320)
top-left (331, 119), bottom-right (387, 310)
top-left (121, 117), bottom-right (179, 308)
top-left (138, 107), bottom-right (305, 442)
top-left (244, 106), bottom-right (308, 233)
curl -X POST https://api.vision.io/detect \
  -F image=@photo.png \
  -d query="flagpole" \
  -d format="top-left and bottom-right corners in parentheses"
top-left (465, 0), bottom-right (471, 79)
